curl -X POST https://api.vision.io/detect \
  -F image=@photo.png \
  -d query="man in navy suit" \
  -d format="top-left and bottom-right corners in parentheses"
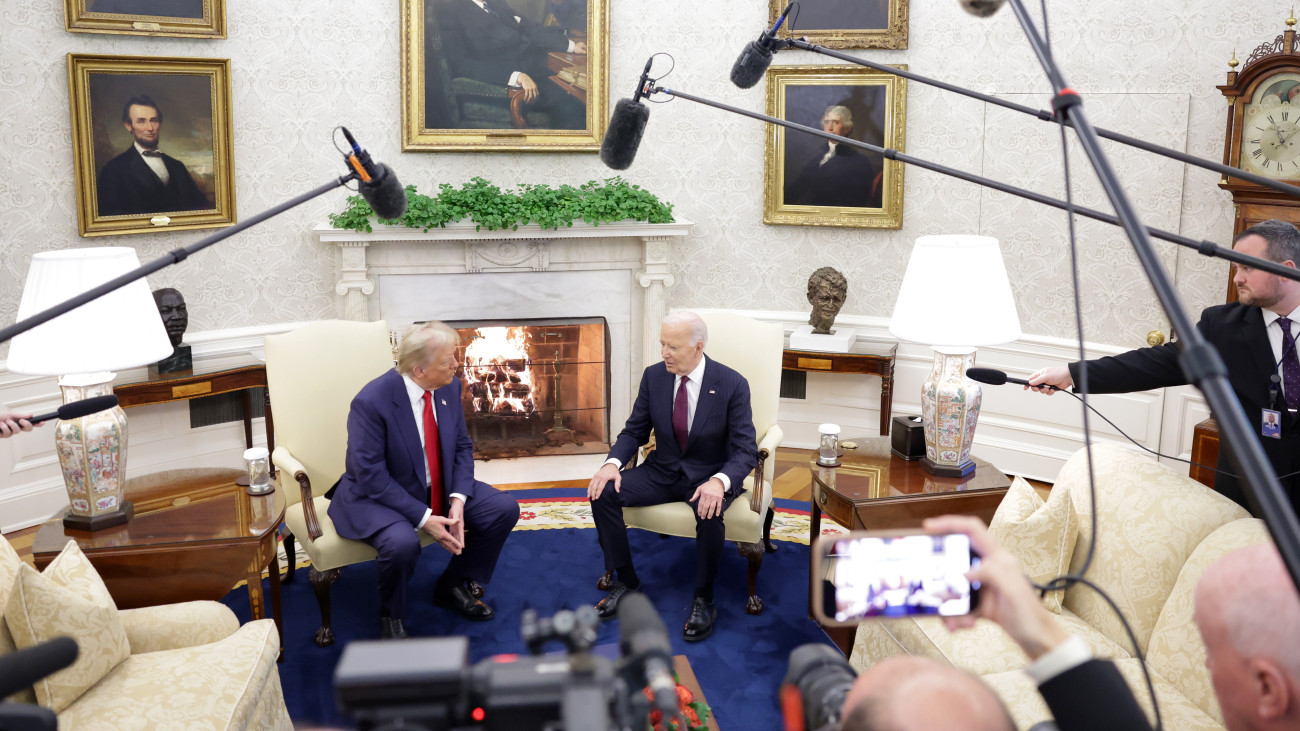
top-left (329, 321), bottom-right (520, 640)
top-left (588, 311), bottom-right (757, 641)
top-left (96, 95), bottom-right (212, 217)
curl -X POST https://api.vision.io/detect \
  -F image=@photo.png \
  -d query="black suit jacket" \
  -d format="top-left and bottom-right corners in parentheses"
top-left (785, 143), bottom-right (882, 209)
top-left (1069, 302), bottom-right (1300, 512)
top-left (96, 147), bottom-right (211, 217)
top-left (1037, 659), bottom-right (1153, 731)
top-left (610, 357), bottom-right (758, 495)
top-left (439, 0), bottom-right (569, 86)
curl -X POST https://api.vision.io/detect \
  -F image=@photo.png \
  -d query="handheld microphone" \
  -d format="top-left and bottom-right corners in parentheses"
top-left (0, 636), bottom-right (78, 699)
top-left (599, 57), bottom-right (655, 170)
top-left (966, 367), bottom-right (1061, 391)
top-left (617, 593), bottom-right (678, 721)
top-left (959, 0), bottom-right (1007, 16)
top-left (27, 395), bottom-right (120, 426)
top-left (730, 2), bottom-right (795, 89)
top-left (340, 127), bottom-right (408, 220)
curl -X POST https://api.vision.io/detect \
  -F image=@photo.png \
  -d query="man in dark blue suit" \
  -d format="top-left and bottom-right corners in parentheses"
top-left (588, 311), bottom-right (758, 641)
top-left (329, 321), bottom-right (520, 640)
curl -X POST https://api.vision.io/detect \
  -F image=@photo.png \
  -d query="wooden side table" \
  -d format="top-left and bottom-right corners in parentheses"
top-left (782, 343), bottom-right (898, 436)
top-left (1190, 418), bottom-right (1219, 489)
top-left (114, 363), bottom-right (274, 454)
top-left (806, 436), bottom-right (1012, 653)
top-left (32, 468), bottom-right (286, 659)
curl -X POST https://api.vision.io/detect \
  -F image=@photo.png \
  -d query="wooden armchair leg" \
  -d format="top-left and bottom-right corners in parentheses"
top-left (309, 566), bottom-right (341, 648)
top-left (597, 569), bottom-right (615, 591)
top-left (738, 541), bottom-right (765, 615)
top-left (763, 506), bottom-right (777, 553)
top-left (282, 533), bottom-right (297, 582)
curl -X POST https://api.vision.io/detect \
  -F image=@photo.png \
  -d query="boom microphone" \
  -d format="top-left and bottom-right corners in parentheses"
top-left (340, 127), bottom-right (408, 220)
top-left (959, 0), bottom-right (1007, 17)
top-left (28, 395), bottom-right (120, 425)
top-left (599, 57), bottom-right (655, 170)
top-left (730, 2), bottom-right (795, 89)
top-left (617, 593), bottom-right (678, 720)
top-left (966, 367), bottom-right (1061, 391)
top-left (0, 636), bottom-right (78, 699)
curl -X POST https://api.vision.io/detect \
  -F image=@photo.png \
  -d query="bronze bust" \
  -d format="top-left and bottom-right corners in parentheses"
top-left (807, 267), bottom-right (848, 334)
top-left (152, 287), bottom-right (192, 373)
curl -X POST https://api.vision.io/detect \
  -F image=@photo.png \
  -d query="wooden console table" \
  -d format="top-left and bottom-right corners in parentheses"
top-left (115, 363), bottom-right (274, 454)
top-left (782, 343), bottom-right (898, 436)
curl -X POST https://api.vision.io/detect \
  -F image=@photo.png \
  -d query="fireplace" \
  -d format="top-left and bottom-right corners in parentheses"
top-left (449, 317), bottom-right (609, 460)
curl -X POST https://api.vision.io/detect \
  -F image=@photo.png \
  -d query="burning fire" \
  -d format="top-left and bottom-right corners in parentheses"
top-left (462, 327), bottom-right (537, 415)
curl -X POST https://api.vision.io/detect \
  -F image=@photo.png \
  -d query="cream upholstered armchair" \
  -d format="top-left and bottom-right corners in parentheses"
top-left (264, 319), bottom-right (436, 647)
top-left (598, 311), bottom-right (785, 614)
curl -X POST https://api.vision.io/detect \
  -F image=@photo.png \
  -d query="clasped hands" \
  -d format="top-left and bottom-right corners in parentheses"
top-left (422, 498), bottom-right (466, 556)
top-left (587, 463), bottom-right (727, 520)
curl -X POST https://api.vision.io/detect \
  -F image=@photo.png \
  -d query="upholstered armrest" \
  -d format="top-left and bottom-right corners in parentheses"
top-left (272, 446), bottom-right (323, 539)
top-left (118, 601), bottom-right (240, 654)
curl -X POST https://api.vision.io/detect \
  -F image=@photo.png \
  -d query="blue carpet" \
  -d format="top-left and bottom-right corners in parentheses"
top-left (222, 504), bottom-right (833, 730)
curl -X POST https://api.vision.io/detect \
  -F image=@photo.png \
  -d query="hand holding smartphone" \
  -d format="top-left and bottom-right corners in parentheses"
top-left (813, 529), bottom-right (981, 626)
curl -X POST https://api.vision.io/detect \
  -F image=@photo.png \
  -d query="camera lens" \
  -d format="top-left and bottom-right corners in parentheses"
top-left (783, 644), bottom-right (857, 731)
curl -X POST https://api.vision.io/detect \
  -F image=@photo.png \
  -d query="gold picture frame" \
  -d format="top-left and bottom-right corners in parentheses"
top-left (772, 0), bottom-right (908, 50)
top-left (401, 0), bottom-right (609, 152)
top-left (764, 65), bottom-right (906, 230)
top-left (64, 0), bottom-right (226, 39)
top-left (68, 54), bottom-right (236, 237)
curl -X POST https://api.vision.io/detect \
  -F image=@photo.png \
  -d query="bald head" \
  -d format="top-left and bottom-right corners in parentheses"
top-left (842, 656), bottom-right (1014, 731)
top-left (1194, 543), bottom-right (1300, 730)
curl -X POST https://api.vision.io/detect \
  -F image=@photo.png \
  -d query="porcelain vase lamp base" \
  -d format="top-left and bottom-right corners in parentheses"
top-left (55, 372), bottom-right (134, 531)
top-left (919, 347), bottom-right (982, 478)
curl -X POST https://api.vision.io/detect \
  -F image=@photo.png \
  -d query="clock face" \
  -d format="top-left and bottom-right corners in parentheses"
top-left (1240, 71), bottom-right (1300, 179)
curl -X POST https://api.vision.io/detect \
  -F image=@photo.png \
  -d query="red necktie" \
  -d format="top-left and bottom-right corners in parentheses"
top-left (673, 375), bottom-right (690, 452)
top-left (422, 391), bottom-right (443, 517)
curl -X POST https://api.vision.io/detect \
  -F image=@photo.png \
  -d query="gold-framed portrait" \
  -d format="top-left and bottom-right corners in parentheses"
top-left (764, 65), bottom-right (907, 230)
top-left (771, 0), bottom-right (908, 50)
top-left (67, 54), bottom-right (236, 238)
top-left (64, 0), bottom-right (226, 39)
top-left (401, 0), bottom-right (609, 152)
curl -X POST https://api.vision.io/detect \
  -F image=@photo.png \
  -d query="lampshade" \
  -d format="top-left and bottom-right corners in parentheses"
top-left (888, 235), bottom-right (1022, 347)
top-left (8, 248), bottom-right (174, 375)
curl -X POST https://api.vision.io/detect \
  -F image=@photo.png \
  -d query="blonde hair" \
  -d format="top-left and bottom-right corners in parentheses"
top-left (396, 321), bottom-right (459, 375)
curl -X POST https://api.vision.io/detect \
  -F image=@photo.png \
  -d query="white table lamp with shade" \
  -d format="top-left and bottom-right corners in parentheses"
top-left (888, 235), bottom-right (1022, 477)
top-left (7, 247), bottom-right (174, 530)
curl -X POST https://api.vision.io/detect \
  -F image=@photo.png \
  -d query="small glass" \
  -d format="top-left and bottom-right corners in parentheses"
top-left (243, 447), bottom-right (272, 495)
top-left (818, 423), bottom-right (841, 466)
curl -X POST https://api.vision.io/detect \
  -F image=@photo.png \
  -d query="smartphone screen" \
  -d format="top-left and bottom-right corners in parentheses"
top-left (813, 532), bottom-right (980, 625)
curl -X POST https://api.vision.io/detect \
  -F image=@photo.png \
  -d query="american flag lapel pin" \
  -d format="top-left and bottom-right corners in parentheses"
top-left (709, 390), bottom-right (716, 394)
top-left (441, 399), bottom-right (447, 406)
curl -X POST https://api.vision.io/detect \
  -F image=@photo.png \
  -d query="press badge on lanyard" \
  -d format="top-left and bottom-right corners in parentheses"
top-left (1264, 375), bottom-right (1283, 439)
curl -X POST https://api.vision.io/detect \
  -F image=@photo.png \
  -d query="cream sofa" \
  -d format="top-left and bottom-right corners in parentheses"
top-left (849, 443), bottom-right (1271, 730)
top-left (1, 533), bottom-right (292, 730)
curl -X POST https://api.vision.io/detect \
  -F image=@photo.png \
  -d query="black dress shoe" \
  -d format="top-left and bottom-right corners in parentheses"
top-left (380, 617), bottom-right (408, 640)
top-left (595, 582), bottom-right (636, 620)
top-left (434, 581), bottom-right (495, 621)
top-left (683, 597), bottom-right (716, 642)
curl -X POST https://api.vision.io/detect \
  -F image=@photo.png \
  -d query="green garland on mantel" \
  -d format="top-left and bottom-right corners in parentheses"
top-left (328, 176), bottom-right (675, 233)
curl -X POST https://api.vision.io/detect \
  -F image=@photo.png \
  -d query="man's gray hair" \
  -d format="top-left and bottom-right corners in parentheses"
top-left (824, 105), bottom-right (854, 128)
top-left (1235, 218), bottom-right (1300, 265)
top-left (664, 311), bottom-right (708, 348)
top-left (396, 321), bottom-right (459, 375)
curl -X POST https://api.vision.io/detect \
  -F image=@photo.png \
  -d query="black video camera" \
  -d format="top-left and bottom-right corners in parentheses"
top-left (334, 595), bottom-right (682, 731)
top-left (780, 644), bottom-right (858, 731)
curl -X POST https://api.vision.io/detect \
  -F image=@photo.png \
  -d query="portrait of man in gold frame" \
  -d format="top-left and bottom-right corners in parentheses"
top-left (68, 54), bottom-right (236, 237)
top-left (65, 0), bottom-right (226, 39)
top-left (401, 0), bottom-right (609, 152)
top-left (764, 65), bottom-right (907, 229)
top-left (769, 0), bottom-right (907, 50)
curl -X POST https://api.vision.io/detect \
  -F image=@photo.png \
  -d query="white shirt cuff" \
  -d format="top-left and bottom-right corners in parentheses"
top-left (508, 71), bottom-right (522, 87)
top-left (604, 457), bottom-right (622, 469)
top-left (417, 508), bottom-right (432, 529)
top-left (714, 473), bottom-right (731, 493)
top-left (449, 493), bottom-right (466, 505)
top-left (1024, 635), bottom-right (1093, 685)
top-left (566, 40), bottom-right (575, 53)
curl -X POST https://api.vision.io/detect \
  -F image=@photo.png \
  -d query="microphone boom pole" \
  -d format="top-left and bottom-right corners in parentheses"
top-left (644, 81), bottom-right (1300, 284)
top-left (1000, 0), bottom-right (1300, 593)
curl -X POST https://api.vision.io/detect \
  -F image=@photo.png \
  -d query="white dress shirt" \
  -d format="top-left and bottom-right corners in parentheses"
top-left (819, 141), bottom-right (839, 166)
top-left (135, 142), bottom-right (169, 184)
top-left (402, 374), bottom-right (466, 529)
top-left (467, 0), bottom-right (576, 87)
top-left (1262, 304), bottom-right (1300, 410)
top-left (605, 356), bottom-right (732, 493)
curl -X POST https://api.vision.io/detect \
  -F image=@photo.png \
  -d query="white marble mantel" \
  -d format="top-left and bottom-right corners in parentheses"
top-left (313, 218), bottom-right (694, 372)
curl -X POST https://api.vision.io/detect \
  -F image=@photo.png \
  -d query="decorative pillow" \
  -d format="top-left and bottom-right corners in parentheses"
top-left (0, 536), bottom-right (38, 704)
top-left (988, 475), bottom-right (1078, 613)
top-left (5, 540), bottom-right (131, 713)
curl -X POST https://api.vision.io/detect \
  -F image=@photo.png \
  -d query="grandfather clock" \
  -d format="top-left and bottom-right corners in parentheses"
top-left (1193, 15), bottom-right (1300, 487)
top-left (1217, 13), bottom-right (1300, 303)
